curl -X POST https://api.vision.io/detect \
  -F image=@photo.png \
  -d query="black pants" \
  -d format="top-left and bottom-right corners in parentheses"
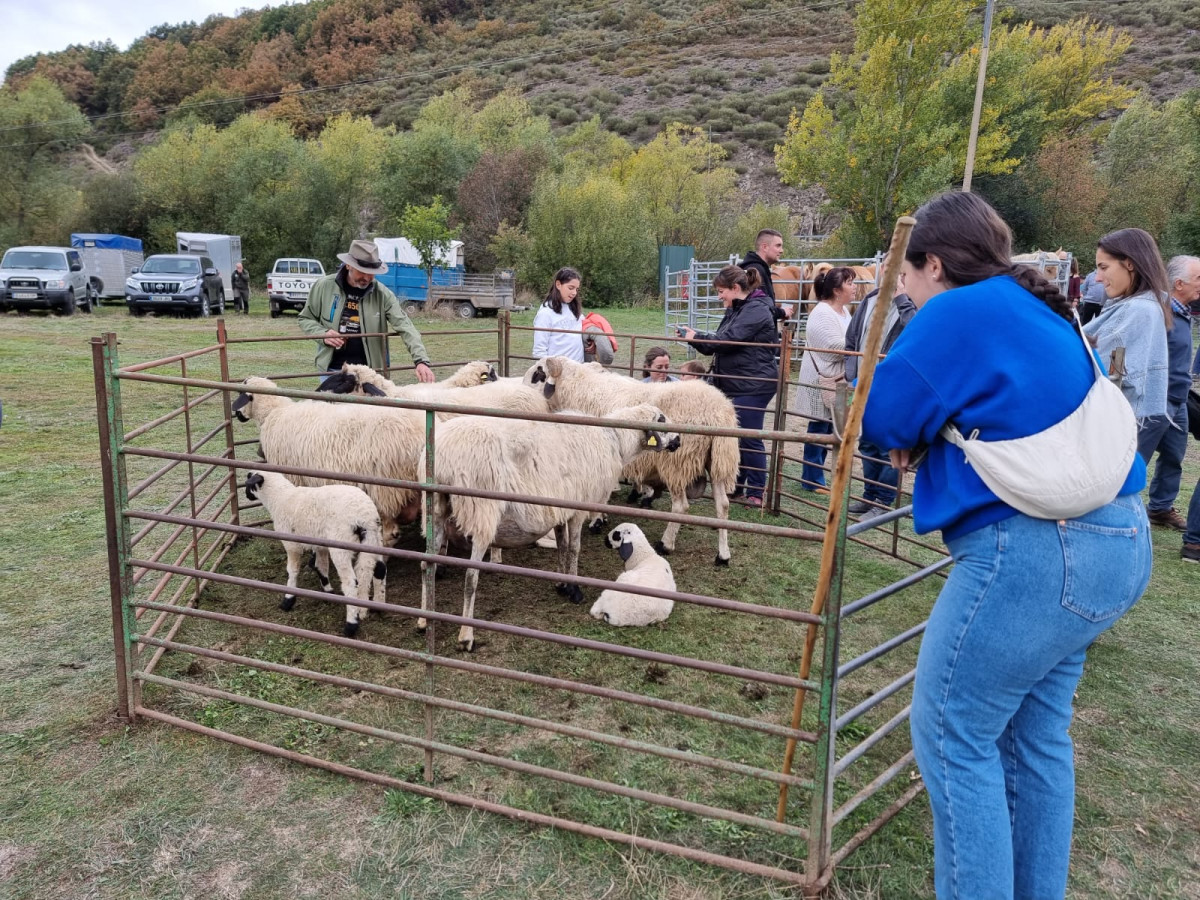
top-left (1078, 301), bottom-right (1103, 325)
top-left (234, 290), bottom-right (250, 313)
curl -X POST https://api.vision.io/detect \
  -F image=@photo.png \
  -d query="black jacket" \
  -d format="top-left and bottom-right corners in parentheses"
top-left (689, 288), bottom-right (780, 397)
top-left (739, 251), bottom-right (775, 300)
top-left (843, 288), bottom-right (917, 382)
top-left (232, 267), bottom-right (250, 292)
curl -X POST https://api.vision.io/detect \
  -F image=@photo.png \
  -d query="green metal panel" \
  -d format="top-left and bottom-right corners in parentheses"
top-left (659, 245), bottom-right (694, 296)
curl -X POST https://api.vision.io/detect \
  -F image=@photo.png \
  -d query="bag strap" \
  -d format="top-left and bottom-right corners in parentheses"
top-left (942, 312), bottom-right (1100, 447)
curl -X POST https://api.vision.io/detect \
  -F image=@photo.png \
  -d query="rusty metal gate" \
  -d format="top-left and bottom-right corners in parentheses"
top-left (95, 223), bottom-right (943, 894)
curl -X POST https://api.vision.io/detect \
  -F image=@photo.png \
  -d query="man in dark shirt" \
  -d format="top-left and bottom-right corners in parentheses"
top-left (740, 229), bottom-right (786, 325)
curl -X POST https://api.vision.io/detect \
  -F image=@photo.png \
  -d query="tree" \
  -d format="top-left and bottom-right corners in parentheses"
top-left (617, 123), bottom-right (738, 259)
top-left (523, 172), bottom-right (656, 306)
top-left (0, 77), bottom-right (89, 246)
top-left (776, 2), bottom-right (1134, 253)
top-left (456, 147), bottom-right (548, 271)
top-left (398, 197), bottom-right (461, 289)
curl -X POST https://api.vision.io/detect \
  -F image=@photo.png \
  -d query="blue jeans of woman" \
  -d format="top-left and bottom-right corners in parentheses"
top-left (859, 436), bottom-right (898, 505)
top-left (912, 495), bottom-right (1151, 899)
top-left (802, 419), bottom-right (833, 489)
top-left (730, 391), bottom-right (775, 500)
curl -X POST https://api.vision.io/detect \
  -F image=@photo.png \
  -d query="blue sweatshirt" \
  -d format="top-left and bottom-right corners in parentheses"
top-left (862, 275), bottom-right (1147, 541)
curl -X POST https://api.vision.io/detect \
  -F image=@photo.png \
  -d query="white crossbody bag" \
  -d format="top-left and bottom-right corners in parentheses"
top-left (939, 317), bottom-right (1137, 520)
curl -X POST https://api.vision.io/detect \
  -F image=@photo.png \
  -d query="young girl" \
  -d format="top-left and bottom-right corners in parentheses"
top-left (532, 267), bottom-right (584, 362)
top-left (862, 191), bottom-right (1150, 899)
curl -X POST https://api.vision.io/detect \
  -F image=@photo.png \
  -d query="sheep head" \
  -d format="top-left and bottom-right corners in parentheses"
top-left (606, 522), bottom-right (646, 562)
top-left (243, 471), bottom-right (265, 502)
top-left (231, 376), bottom-right (279, 423)
top-left (315, 369), bottom-right (387, 397)
top-left (607, 404), bottom-right (681, 454)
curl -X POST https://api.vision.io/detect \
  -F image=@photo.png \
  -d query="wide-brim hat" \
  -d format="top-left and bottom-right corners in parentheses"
top-left (337, 238), bottom-right (389, 275)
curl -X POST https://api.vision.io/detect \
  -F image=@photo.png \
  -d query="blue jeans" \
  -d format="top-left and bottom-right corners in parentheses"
top-left (859, 437), bottom-right (898, 505)
top-left (1136, 404), bottom-right (1189, 512)
top-left (912, 495), bottom-right (1151, 899)
top-left (802, 419), bottom-right (833, 489)
top-left (1185, 479), bottom-right (1200, 545)
top-left (730, 391), bottom-right (775, 500)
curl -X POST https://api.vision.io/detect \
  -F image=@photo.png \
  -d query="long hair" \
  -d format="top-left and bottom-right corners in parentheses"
top-left (544, 267), bottom-right (582, 318)
top-left (712, 265), bottom-right (762, 293)
top-left (1097, 228), bottom-right (1171, 328)
top-left (813, 266), bottom-right (855, 302)
top-left (906, 191), bottom-right (1072, 321)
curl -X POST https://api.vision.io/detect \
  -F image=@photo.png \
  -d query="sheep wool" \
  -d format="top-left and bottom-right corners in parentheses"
top-left (419, 404), bottom-right (681, 651)
top-left (321, 363), bottom-right (550, 417)
top-left (243, 470), bottom-right (387, 637)
top-left (526, 357), bottom-right (739, 565)
top-left (590, 523), bottom-right (676, 626)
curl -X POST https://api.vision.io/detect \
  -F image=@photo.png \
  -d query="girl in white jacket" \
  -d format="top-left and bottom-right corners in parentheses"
top-left (533, 267), bottom-right (585, 362)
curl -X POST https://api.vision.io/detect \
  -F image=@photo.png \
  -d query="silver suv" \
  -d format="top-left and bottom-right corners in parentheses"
top-left (0, 246), bottom-right (97, 315)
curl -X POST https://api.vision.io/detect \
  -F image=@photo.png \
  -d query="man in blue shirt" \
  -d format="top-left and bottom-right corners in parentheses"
top-left (1078, 267), bottom-right (1107, 324)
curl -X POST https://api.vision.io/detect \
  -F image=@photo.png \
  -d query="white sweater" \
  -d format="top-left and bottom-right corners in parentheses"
top-left (794, 302), bottom-right (852, 421)
top-left (533, 303), bottom-right (585, 361)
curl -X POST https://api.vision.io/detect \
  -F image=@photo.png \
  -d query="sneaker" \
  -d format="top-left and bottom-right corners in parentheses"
top-left (745, 496), bottom-right (763, 509)
top-left (857, 506), bottom-right (889, 523)
top-left (1148, 507), bottom-right (1187, 531)
top-left (847, 499), bottom-right (871, 514)
top-left (1182, 543), bottom-right (1200, 563)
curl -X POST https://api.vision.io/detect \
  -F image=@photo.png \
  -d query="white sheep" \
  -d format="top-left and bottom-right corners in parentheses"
top-left (419, 403), bottom-right (681, 651)
top-left (526, 357), bottom-right (738, 565)
top-left (243, 470), bottom-right (387, 636)
top-left (318, 360), bottom-right (497, 397)
top-left (232, 376), bottom-right (426, 543)
top-left (589, 523), bottom-right (676, 626)
top-left (320, 363), bottom-right (549, 417)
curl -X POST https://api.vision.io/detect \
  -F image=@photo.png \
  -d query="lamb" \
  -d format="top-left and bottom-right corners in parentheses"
top-left (318, 362), bottom-right (549, 416)
top-left (242, 470), bottom-right (387, 637)
top-left (420, 403), bottom-right (681, 651)
top-left (589, 523), bottom-right (676, 627)
top-left (525, 357), bottom-right (738, 565)
top-left (231, 376), bottom-right (426, 543)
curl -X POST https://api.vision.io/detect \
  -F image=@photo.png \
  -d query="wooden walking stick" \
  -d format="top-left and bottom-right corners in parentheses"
top-left (775, 216), bottom-right (918, 823)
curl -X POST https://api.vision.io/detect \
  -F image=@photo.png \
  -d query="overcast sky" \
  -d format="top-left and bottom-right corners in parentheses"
top-left (3, 0), bottom-right (271, 83)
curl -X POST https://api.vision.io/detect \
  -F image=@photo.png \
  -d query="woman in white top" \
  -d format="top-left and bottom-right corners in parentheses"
top-left (533, 267), bottom-right (584, 362)
top-left (794, 266), bottom-right (855, 490)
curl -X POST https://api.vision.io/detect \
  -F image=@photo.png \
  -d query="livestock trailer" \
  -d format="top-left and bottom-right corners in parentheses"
top-left (373, 237), bottom-right (466, 304)
top-left (70, 233), bottom-right (144, 301)
top-left (175, 232), bottom-right (243, 299)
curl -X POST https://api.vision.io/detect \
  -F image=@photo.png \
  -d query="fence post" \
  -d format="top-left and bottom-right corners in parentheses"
top-left (498, 308), bottom-right (510, 377)
top-left (422, 407), bottom-right (438, 783)
top-left (216, 319), bottom-right (240, 529)
top-left (93, 333), bottom-right (136, 722)
top-left (768, 321), bottom-right (794, 514)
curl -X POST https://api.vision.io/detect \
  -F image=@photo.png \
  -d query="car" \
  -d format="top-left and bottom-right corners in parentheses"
top-left (0, 246), bottom-right (97, 315)
top-left (126, 254), bottom-right (226, 317)
top-left (267, 258), bottom-right (326, 318)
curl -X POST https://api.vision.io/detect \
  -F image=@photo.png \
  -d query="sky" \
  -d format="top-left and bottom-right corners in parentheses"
top-left (3, 0), bottom-right (271, 83)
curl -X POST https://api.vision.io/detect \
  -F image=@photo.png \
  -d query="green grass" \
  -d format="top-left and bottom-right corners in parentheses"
top-left (1, 299), bottom-right (1198, 899)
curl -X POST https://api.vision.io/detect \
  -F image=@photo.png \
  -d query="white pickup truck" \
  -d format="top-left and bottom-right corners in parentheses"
top-left (267, 258), bottom-right (326, 318)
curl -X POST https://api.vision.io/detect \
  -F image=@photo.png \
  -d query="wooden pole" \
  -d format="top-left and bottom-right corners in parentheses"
top-left (962, 0), bottom-right (996, 193)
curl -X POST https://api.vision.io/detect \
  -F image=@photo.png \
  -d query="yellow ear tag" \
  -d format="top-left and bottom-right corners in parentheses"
top-left (647, 435), bottom-right (658, 447)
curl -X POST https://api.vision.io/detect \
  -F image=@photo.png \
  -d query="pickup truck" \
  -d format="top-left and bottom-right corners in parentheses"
top-left (424, 270), bottom-right (517, 318)
top-left (0, 246), bottom-right (98, 315)
top-left (267, 258), bottom-right (325, 318)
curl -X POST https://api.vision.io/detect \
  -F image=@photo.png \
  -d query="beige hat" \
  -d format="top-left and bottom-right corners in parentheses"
top-left (337, 238), bottom-right (389, 275)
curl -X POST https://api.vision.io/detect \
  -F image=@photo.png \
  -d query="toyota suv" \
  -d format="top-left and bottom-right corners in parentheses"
top-left (126, 254), bottom-right (225, 317)
top-left (0, 246), bottom-right (97, 315)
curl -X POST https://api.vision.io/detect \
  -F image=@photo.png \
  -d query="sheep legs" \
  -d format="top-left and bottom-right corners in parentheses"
top-left (457, 540), bottom-right (489, 652)
top-left (653, 485), bottom-right (731, 567)
top-left (552, 519), bottom-right (585, 605)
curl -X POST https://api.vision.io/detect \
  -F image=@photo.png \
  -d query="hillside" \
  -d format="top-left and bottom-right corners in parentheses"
top-left (8, 0), bottom-right (1198, 227)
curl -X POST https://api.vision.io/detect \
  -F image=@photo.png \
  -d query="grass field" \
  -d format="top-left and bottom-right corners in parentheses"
top-left (1, 299), bottom-right (1198, 899)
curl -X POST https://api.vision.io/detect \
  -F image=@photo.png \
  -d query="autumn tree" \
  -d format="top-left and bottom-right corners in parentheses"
top-left (456, 147), bottom-right (548, 271)
top-left (0, 77), bottom-right (89, 246)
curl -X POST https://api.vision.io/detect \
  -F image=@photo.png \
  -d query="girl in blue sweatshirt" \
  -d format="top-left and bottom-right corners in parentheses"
top-left (863, 192), bottom-right (1151, 900)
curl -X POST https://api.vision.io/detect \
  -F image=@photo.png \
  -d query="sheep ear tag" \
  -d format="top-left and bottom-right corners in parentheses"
top-left (619, 541), bottom-right (634, 562)
top-left (644, 433), bottom-right (658, 448)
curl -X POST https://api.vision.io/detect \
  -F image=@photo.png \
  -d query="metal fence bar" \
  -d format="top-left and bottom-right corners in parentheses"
top-left (837, 622), bottom-right (927, 679)
top-left (831, 750), bottom-right (920, 829)
top-left (841, 558), bottom-right (952, 618)
top-left (834, 705), bottom-right (913, 777)
top-left (836, 670), bottom-right (916, 731)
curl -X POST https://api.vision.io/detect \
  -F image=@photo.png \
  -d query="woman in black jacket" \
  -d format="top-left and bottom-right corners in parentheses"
top-left (680, 265), bottom-right (780, 507)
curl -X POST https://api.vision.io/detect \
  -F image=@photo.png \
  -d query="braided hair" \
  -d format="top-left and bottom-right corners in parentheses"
top-left (905, 192), bottom-right (1072, 321)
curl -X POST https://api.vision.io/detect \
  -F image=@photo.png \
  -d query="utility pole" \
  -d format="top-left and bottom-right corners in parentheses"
top-left (962, 0), bottom-right (995, 193)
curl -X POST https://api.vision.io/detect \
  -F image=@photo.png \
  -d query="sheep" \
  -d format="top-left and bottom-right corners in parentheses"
top-left (319, 360), bottom-right (497, 396)
top-left (419, 403), bottom-right (681, 651)
top-left (243, 470), bottom-right (387, 637)
top-left (231, 376), bottom-right (426, 543)
top-left (525, 357), bottom-right (738, 565)
top-left (589, 523), bottom-right (676, 627)
top-left (318, 363), bottom-right (549, 417)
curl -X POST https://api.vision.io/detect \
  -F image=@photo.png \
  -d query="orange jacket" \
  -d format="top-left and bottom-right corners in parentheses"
top-left (581, 312), bottom-right (618, 351)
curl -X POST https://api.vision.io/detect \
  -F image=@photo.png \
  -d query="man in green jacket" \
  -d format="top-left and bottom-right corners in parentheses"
top-left (298, 238), bottom-right (435, 383)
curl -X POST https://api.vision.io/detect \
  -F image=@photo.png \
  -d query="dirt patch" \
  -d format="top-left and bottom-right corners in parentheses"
top-left (0, 844), bottom-right (35, 880)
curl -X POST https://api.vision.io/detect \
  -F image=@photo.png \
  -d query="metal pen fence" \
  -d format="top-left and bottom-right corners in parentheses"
top-left (95, 239), bottom-right (947, 894)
